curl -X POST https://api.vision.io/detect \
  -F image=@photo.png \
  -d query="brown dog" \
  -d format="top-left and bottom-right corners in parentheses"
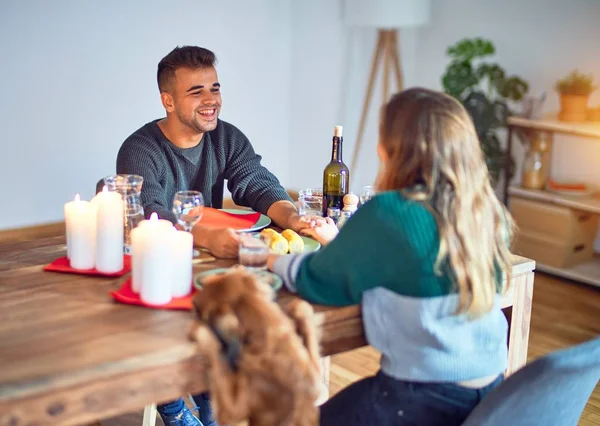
top-left (189, 268), bottom-right (322, 426)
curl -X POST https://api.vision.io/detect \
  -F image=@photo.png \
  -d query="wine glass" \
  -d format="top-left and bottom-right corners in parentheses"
top-left (172, 190), bottom-right (204, 257)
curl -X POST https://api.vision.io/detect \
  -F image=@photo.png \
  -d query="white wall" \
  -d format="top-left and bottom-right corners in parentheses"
top-left (289, 0), bottom-right (600, 190)
top-left (2, 0), bottom-right (600, 236)
top-left (0, 0), bottom-right (291, 228)
top-left (289, 0), bottom-right (600, 250)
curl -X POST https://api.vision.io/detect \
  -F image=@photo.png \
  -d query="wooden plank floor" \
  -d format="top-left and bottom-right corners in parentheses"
top-left (102, 272), bottom-right (600, 426)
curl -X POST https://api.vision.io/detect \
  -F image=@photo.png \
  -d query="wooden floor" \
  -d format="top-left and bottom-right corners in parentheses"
top-left (102, 272), bottom-right (600, 426)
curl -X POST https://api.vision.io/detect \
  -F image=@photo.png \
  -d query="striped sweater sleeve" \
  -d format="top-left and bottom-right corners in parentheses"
top-left (274, 194), bottom-right (435, 306)
top-left (116, 138), bottom-right (177, 223)
top-left (223, 126), bottom-right (292, 215)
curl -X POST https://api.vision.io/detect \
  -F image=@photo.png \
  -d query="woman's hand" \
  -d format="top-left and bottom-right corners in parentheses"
top-left (300, 217), bottom-right (339, 246)
top-left (267, 253), bottom-right (281, 271)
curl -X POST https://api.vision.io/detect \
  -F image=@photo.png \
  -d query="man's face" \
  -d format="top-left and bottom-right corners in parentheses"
top-left (166, 66), bottom-right (222, 134)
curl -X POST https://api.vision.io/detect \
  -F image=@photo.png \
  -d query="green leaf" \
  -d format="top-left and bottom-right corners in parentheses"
top-left (475, 63), bottom-right (506, 93)
top-left (498, 76), bottom-right (529, 101)
top-left (446, 38), bottom-right (495, 61)
top-left (442, 61), bottom-right (478, 98)
top-left (463, 91), bottom-right (497, 136)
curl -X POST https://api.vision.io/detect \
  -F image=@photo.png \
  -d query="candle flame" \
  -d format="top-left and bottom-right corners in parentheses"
top-left (150, 212), bottom-right (158, 221)
top-left (74, 193), bottom-right (80, 202)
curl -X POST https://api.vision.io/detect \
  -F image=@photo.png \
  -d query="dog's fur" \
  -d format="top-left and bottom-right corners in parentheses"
top-left (189, 268), bottom-right (322, 426)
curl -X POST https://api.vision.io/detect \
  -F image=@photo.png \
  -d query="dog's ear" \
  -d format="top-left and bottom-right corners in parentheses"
top-left (201, 274), bottom-right (223, 287)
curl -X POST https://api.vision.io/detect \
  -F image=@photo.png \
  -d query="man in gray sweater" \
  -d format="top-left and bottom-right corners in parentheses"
top-left (117, 45), bottom-right (311, 260)
top-left (116, 46), bottom-right (314, 426)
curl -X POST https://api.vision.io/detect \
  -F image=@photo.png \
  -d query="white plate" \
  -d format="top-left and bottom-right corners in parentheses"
top-left (219, 208), bottom-right (271, 233)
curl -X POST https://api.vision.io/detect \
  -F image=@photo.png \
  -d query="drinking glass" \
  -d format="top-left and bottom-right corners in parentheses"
top-left (298, 188), bottom-right (323, 216)
top-left (172, 190), bottom-right (204, 257)
top-left (238, 233), bottom-right (269, 271)
top-left (360, 185), bottom-right (376, 206)
top-left (103, 174), bottom-right (144, 254)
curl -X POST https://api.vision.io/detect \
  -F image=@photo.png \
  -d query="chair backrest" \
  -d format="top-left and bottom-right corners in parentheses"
top-left (462, 337), bottom-right (600, 426)
top-left (95, 178), bottom-right (105, 195)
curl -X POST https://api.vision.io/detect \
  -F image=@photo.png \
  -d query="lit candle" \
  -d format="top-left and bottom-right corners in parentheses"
top-left (171, 230), bottom-right (193, 297)
top-left (136, 213), bottom-right (174, 305)
top-left (64, 194), bottom-right (97, 270)
top-left (131, 214), bottom-right (175, 294)
top-left (92, 186), bottom-right (124, 273)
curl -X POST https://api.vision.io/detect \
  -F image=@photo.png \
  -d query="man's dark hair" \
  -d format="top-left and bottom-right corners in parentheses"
top-left (157, 46), bottom-right (217, 93)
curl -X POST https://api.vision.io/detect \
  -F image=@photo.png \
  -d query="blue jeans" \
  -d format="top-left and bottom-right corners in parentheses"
top-left (319, 370), bottom-right (503, 426)
top-left (157, 392), bottom-right (216, 426)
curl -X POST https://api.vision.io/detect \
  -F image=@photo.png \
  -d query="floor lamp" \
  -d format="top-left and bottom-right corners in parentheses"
top-left (343, 0), bottom-right (431, 172)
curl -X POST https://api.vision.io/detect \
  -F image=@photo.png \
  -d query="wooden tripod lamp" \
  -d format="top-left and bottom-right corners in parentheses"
top-left (343, 0), bottom-right (431, 172)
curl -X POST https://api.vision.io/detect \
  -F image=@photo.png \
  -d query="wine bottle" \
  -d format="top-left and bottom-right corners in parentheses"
top-left (322, 125), bottom-right (350, 216)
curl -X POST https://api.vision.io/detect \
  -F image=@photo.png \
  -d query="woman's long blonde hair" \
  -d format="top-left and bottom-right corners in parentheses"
top-left (377, 88), bottom-right (515, 317)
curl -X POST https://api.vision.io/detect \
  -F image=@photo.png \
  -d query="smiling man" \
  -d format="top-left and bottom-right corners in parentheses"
top-left (115, 46), bottom-right (309, 426)
top-left (117, 46), bottom-right (309, 261)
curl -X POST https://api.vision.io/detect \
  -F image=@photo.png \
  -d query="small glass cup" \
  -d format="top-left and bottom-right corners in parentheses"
top-left (298, 188), bottom-right (324, 216)
top-left (360, 185), bottom-right (376, 206)
top-left (238, 233), bottom-right (269, 271)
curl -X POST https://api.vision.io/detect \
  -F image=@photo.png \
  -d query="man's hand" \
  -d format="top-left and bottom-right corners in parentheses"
top-left (193, 226), bottom-right (240, 259)
top-left (287, 213), bottom-right (326, 233)
top-left (268, 200), bottom-right (327, 231)
top-left (299, 217), bottom-right (339, 246)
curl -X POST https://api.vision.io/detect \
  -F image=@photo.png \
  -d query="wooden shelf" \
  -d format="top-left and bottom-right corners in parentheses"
top-left (509, 186), bottom-right (600, 288)
top-left (507, 114), bottom-right (600, 139)
top-left (508, 185), bottom-right (600, 214)
top-left (534, 256), bottom-right (600, 289)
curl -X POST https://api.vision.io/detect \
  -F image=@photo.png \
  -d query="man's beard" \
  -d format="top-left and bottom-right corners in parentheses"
top-left (177, 109), bottom-right (218, 134)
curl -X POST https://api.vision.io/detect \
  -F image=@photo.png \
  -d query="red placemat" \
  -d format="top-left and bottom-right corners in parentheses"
top-left (43, 255), bottom-right (131, 277)
top-left (110, 278), bottom-right (194, 310)
top-left (201, 207), bottom-right (261, 230)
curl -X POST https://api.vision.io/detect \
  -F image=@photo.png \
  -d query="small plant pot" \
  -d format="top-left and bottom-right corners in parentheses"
top-left (558, 94), bottom-right (589, 122)
top-left (588, 107), bottom-right (600, 122)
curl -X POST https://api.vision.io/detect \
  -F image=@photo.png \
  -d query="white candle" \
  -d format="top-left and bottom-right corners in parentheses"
top-left (136, 213), bottom-right (174, 305)
top-left (130, 226), bottom-right (144, 294)
top-left (171, 230), bottom-right (193, 297)
top-left (92, 186), bottom-right (124, 273)
top-left (131, 214), bottom-right (176, 294)
top-left (64, 194), bottom-right (97, 270)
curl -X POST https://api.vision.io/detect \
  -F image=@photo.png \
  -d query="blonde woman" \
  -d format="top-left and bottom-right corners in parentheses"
top-left (268, 87), bottom-right (516, 426)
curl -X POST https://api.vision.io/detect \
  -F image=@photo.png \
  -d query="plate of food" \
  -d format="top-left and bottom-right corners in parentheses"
top-left (193, 268), bottom-right (283, 292)
top-left (221, 208), bottom-right (272, 232)
top-left (200, 207), bottom-right (271, 232)
top-left (258, 229), bottom-right (321, 254)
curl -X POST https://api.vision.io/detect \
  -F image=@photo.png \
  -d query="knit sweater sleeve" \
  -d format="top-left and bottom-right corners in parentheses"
top-left (116, 138), bottom-right (176, 223)
top-left (223, 125), bottom-right (292, 215)
top-left (273, 193), bottom-right (435, 306)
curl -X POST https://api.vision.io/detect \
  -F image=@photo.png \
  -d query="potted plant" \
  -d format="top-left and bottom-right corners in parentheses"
top-left (555, 69), bottom-right (596, 122)
top-left (441, 38), bottom-right (529, 186)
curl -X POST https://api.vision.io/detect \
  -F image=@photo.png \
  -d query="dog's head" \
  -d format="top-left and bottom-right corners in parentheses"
top-left (192, 267), bottom-right (276, 353)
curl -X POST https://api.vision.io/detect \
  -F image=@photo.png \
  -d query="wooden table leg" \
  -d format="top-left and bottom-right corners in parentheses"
top-left (503, 125), bottom-right (514, 205)
top-left (506, 271), bottom-right (535, 376)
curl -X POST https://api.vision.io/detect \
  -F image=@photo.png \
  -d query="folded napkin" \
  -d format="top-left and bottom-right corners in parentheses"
top-left (110, 278), bottom-right (194, 310)
top-left (200, 207), bottom-right (261, 230)
top-left (43, 255), bottom-right (132, 277)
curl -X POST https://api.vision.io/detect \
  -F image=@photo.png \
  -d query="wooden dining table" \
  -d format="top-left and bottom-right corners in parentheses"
top-left (0, 236), bottom-right (535, 426)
